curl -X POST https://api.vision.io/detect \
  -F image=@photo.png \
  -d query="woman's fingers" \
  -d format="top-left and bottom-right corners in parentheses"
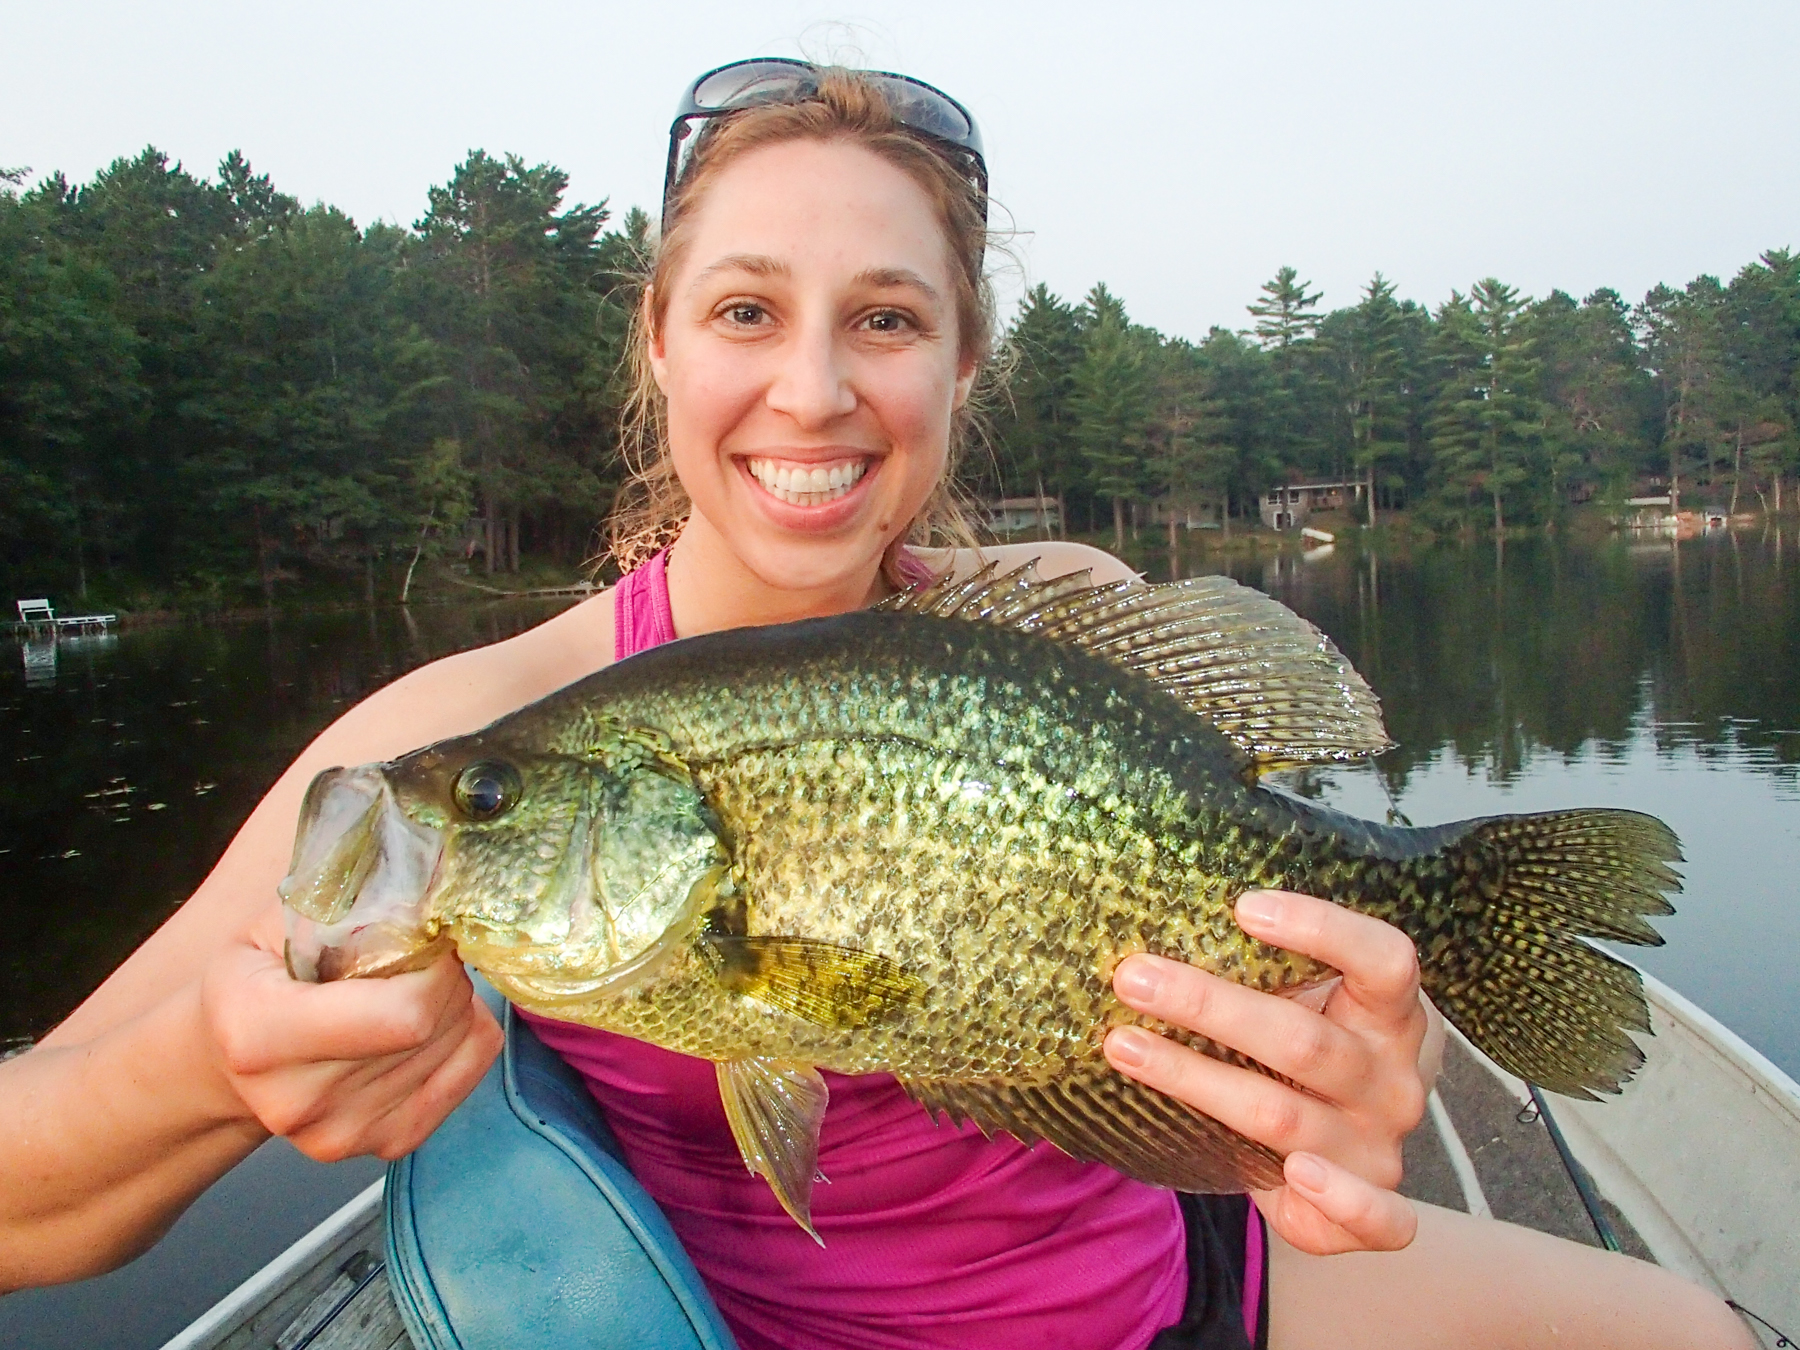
top-left (1103, 1023), bottom-right (1391, 1179)
top-left (1254, 1152), bottom-right (1418, 1255)
top-left (1235, 890), bottom-right (1423, 1030)
top-left (287, 992), bottom-right (501, 1161)
top-left (1112, 954), bottom-right (1374, 1104)
top-left (207, 945), bottom-right (476, 1072)
top-left (202, 941), bottom-right (501, 1156)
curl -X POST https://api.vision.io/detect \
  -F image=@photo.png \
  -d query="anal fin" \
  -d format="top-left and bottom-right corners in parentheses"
top-left (900, 1065), bottom-right (1285, 1194)
top-left (716, 1058), bottom-right (830, 1243)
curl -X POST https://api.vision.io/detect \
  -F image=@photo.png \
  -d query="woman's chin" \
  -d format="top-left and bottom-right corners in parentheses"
top-left (734, 526), bottom-right (896, 599)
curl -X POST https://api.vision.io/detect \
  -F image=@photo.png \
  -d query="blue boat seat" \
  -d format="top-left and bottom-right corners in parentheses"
top-left (385, 979), bottom-right (738, 1349)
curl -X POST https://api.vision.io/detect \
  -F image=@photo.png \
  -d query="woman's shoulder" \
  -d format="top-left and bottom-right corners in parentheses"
top-left (281, 589), bottom-right (618, 779)
top-left (937, 541), bottom-right (1140, 587)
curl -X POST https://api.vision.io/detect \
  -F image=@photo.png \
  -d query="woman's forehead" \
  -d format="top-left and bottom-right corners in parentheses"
top-left (677, 139), bottom-right (954, 294)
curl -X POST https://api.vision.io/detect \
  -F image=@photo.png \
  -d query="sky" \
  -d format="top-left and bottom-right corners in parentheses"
top-left (3, 0), bottom-right (1797, 342)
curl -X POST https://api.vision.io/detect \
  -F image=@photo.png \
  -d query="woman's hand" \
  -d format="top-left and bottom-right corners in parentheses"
top-left (201, 930), bottom-right (502, 1162)
top-left (1103, 889), bottom-right (1432, 1255)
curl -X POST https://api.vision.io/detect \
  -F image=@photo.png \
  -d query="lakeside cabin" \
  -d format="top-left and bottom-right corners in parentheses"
top-left (1260, 480), bottom-right (1366, 530)
top-left (981, 496), bottom-right (1062, 534)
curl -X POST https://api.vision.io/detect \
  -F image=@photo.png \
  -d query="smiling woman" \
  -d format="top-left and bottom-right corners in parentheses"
top-left (0, 56), bottom-right (1753, 1350)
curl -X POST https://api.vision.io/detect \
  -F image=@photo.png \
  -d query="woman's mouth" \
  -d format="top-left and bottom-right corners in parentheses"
top-left (745, 456), bottom-right (869, 507)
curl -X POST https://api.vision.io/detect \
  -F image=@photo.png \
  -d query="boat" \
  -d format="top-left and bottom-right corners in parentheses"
top-left (159, 967), bottom-right (1799, 1349)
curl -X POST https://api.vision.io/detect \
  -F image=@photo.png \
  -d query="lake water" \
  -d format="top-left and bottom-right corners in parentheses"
top-left (1, 529), bottom-right (1796, 1344)
top-left (5, 535), bottom-right (1796, 1071)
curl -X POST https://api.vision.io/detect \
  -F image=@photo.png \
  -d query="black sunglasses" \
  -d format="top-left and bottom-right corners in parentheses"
top-left (661, 58), bottom-right (988, 224)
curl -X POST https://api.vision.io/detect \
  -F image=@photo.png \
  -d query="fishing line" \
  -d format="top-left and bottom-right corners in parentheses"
top-left (1529, 1087), bottom-right (1793, 1350)
top-left (1725, 1301), bottom-right (1794, 1349)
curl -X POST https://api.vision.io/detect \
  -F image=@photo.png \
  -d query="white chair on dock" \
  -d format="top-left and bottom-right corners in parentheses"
top-left (17, 598), bottom-right (54, 627)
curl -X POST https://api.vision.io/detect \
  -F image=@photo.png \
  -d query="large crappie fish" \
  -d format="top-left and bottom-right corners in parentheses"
top-left (281, 563), bottom-right (1680, 1236)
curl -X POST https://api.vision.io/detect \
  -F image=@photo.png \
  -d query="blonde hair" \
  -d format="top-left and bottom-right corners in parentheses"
top-left (605, 66), bottom-right (998, 586)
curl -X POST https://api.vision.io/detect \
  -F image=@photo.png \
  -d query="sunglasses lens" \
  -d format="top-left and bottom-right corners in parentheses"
top-left (874, 78), bottom-right (973, 144)
top-left (691, 60), bottom-right (814, 111)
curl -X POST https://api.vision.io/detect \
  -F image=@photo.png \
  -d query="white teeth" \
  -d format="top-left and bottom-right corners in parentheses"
top-left (746, 457), bottom-right (868, 507)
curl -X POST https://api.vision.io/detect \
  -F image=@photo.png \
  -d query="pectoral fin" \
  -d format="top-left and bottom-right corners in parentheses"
top-left (700, 934), bottom-right (925, 1029)
top-left (717, 1058), bottom-right (830, 1243)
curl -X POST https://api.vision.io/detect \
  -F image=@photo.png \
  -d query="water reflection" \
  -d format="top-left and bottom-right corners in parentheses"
top-left (0, 599), bottom-right (576, 1045)
top-left (1230, 529), bottom-right (1799, 1078)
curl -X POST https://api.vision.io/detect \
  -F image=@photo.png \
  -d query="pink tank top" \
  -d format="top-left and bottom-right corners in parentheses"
top-left (522, 549), bottom-right (1192, 1350)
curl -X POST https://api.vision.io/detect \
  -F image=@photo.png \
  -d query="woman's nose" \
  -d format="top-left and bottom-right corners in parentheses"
top-left (764, 321), bottom-right (856, 429)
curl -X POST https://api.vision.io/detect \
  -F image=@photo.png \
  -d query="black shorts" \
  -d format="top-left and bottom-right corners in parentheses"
top-left (1148, 1194), bottom-right (1271, 1350)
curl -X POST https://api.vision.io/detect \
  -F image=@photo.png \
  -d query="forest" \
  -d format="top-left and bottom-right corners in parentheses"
top-left (2, 147), bottom-right (1796, 607)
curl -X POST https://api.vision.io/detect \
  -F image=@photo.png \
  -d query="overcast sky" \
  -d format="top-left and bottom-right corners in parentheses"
top-left (4, 0), bottom-right (1796, 342)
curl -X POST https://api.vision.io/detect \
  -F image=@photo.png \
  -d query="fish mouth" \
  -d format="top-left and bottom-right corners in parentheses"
top-left (280, 764), bottom-right (447, 981)
top-left (742, 453), bottom-right (873, 508)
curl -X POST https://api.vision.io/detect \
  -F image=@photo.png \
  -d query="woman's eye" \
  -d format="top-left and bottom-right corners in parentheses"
top-left (723, 303), bottom-right (766, 326)
top-left (864, 310), bottom-right (911, 333)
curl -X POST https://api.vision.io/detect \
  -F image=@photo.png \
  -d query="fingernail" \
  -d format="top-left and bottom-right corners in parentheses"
top-left (1286, 1152), bottom-right (1328, 1192)
top-left (1114, 958), bottom-right (1162, 1006)
top-left (1107, 1027), bottom-right (1152, 1069)
top-left (1237, 890), bottom-right (1285, 927)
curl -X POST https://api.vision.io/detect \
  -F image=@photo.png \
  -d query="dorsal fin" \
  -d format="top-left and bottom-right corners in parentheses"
top-left (877, 560), bottom-right (1392, 767)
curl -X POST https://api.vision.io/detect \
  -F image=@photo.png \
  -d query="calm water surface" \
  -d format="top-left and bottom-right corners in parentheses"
top-left (1, 599), bottom-right (578, 1047)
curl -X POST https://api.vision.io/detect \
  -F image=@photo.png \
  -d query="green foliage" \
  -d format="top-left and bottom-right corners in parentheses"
top-left (986, 246), bottom-right (1800, 540)
top-left (0, 148), bottom-right (639, 606)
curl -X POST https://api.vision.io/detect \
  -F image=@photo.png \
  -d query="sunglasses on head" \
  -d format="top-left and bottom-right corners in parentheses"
top-left (662, 57), bottom-right (988, 224)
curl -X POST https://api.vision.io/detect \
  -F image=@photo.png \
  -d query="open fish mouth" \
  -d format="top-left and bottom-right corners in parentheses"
top-left (281, 764), bottom-right (448, 981)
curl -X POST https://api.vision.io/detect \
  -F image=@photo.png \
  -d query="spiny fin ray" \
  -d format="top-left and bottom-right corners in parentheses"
top-left (879, 560), bottom-right (1392, 766)
top-left (716, 1058), bottom-right (830, 1244)
top-left (899, 1066), bottom-right (1285, 1193)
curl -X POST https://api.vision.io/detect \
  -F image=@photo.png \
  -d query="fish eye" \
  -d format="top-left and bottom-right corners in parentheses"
top-left (452, 760), bottom-right (522, 821)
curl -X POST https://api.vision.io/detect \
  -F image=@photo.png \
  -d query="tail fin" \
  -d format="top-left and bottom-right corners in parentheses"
top-left (1413, 809), bottom-right (1682, 1099)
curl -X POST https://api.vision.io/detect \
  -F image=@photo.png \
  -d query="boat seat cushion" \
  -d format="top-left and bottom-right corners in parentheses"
top-left (385, 979), bottom-right (738, 1350)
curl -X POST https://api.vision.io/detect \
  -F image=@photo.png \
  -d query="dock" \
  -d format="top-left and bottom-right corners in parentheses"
top-left (13, 598), bottom-right (117, 635)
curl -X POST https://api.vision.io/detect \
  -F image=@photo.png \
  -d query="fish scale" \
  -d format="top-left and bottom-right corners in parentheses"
top-left (282, 563), bottom-right (1683, 1235)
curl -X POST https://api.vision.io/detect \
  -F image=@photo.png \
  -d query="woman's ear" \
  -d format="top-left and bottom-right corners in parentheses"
top-left (952, 349), bottom-right (979, 410)
top-left (644, 287), bottom-right (670, 394)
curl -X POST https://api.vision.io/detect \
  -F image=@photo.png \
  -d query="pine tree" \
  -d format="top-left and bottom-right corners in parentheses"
top-left (1338, 274), bottom-right (1407, 525)
top-left (1428, 279), bottom-right (1544, 531)
top-left (1070, 285), bottom-right (1152, 549)
top-left (1247, 265), bottom-right (1323, 359)
top-left (991, 284), bottom-right (1084, 533)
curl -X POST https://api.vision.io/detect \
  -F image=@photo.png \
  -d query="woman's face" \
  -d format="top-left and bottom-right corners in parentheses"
top-left (650, 138), bottom-right (976, 595)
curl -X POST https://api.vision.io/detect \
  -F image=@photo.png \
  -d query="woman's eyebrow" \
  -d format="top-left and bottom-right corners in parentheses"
top-left (853, 266), bottom-right (940, 300)
top-left (689, 253), bottom-right (790, 288)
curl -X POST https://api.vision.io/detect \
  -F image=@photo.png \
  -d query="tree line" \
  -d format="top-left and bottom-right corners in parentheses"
top-left (3, 146), bottom-right (1797, 607)
top-left (984, 258), bottom-right (1800, 549)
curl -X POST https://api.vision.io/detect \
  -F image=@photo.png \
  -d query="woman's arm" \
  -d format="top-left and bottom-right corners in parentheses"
top-left (0, 600), bottom-right (614, 1292)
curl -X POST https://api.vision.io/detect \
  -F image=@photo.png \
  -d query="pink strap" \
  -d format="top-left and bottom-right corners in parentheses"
top-left (1242, 1200), bottom-right (1265, 1341)
top-left (616, 546), bottom-right (944, 664)
top-left (613, 548), bottom-right (676, 661)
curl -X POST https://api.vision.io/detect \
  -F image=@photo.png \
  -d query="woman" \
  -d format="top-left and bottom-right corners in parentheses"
top-left (0, 60), bottom-right (1749, 1350)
